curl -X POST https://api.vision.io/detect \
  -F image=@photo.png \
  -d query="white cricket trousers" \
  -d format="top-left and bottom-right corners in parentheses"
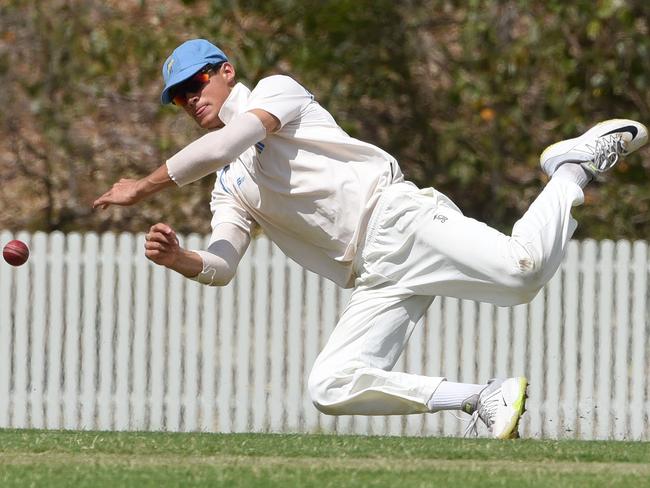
top-left (308, 178), bottom-right (584, 416)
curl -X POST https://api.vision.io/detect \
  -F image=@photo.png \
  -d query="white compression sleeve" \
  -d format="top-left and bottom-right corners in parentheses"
top-left (166, 112), bottom-right (266, 187)
top-left (189, 223), bottom-right (251, 286)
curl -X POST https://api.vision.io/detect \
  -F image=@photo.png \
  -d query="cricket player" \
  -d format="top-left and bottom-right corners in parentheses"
top-left (94, 39), bottom-right (648, 438)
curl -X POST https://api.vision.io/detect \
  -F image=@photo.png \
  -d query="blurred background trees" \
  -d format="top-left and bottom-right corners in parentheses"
top-left (1, 0), bottom-right (649, 238)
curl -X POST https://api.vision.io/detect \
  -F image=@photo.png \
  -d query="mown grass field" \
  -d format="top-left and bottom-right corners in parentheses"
top-left (0, 429), bottom-right (648, 487)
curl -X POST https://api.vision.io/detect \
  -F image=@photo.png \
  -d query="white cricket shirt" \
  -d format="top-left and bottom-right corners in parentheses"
top-left (210, 75), bottom-right (407, 287)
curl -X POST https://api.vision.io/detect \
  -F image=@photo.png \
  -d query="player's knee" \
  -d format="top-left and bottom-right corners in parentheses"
top-left (307, 373), bottom-right (332, 414)
top-left (308, 369), bottom-right (345, 415)
top-left (500, 247), bottom-right (547, 305)
top-left (506, 260), bottom-right (545, 304)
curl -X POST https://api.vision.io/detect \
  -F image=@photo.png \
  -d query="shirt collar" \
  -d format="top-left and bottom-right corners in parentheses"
top-left (218, 82), bottom-right (251, 125)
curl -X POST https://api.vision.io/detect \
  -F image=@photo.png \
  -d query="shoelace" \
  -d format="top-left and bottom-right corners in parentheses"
top-left (463, 411), bottom-right (481, 437)
top-left (462, 389), bottom-right (501, 438)
top-left (586, 135), bottom-right (627, 173)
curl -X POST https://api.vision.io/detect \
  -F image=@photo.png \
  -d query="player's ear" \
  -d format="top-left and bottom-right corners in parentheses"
top-left (220, 62), bottom-right (236, 85)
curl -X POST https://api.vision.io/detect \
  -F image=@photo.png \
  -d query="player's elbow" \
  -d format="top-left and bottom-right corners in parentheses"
top-left (204, 269), bottom-right (236, 287)
top-left (191, 250), bottom-right (238, 287)
top-left (200, 263), bottom-right (237, 287)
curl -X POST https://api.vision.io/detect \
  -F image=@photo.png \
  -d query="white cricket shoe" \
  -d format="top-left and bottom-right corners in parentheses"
top-left (463, 377), bottom-right (528, 439)
top-left (540, 119), bottom-right (648, 178)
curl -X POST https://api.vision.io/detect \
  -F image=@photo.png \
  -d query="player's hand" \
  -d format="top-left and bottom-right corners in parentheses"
top-left (93, 178), bottom-right (143, 209)
top-left (144, 223), bottom-right (181, 268)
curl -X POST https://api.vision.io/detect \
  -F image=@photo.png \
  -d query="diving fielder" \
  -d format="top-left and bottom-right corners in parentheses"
top-left (94, 39), bottom-right (648, 438)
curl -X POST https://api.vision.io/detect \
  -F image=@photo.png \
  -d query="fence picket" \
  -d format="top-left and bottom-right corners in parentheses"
top-left (630, 241), bottom-right (647, 439)
top-left (303, 271), bottom-right (320, 432)
top-left (320, 278), bottom-right (338, 433)
top-left (562, 241), bottom-right (579, 436)
top-left (596, 241), bottom-right (614, 439)
top-left (286, 261), bottom-right (304, 432)
top-left (216, 266), bottom-right (234, 432)
top-left (166, 267), bottom-right (184, 431)
top-left (545, 269), bottom-right (562, 438)
top-left (269, 245), bottom-right (287, 432)
top-left (131, 234), bottom-right (149, 430)
top-left (201, 271), bottom-right (218, 432)
top-left (81, 233), bottom-right (99, 429)
top-left (234, 252), bottom-right (252, 432)
top-left (512, 304), bottom-right (528, 377)
top-left (64, 233), bottom-right (82, 429)
top-left (149, 264), bottom-right (167, 430)
top-left (46, 232), bottom-right (65, 428)
top-left (613, 241), bottom-right (631, 440)
top-left (98, 233), bottom-right (117, 430)
top-left (0, 230), bottom-right (13, 427)
top-left (12, 231), bottom-right (32, 429)
top-left (527, 290), bottom-right (545, 438)
top-left (183, 235), bottom-right (202, 432)
top-left (30, 232), bottom-right (47, 429)
top-left (115, 233), bottom-right (133, 430)
top-left (578, 240), bottom-right (597, 439)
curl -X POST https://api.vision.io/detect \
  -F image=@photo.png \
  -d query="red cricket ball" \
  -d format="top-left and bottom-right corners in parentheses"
top-left (3, 239), bottom-right (30, 266)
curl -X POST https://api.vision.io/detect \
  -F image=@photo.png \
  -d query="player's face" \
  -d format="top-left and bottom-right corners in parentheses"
top-left (178, 63), bottom-right (236, 130)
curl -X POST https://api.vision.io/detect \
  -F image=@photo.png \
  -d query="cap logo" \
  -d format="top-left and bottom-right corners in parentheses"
top-left (166, 58), bottom-right (175, 76)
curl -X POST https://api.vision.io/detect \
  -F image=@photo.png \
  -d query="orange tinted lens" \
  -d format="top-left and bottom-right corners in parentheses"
top-left (171, 72), bottom-right (210, 106)
top-left (172, 94), bottom-right (188, 106)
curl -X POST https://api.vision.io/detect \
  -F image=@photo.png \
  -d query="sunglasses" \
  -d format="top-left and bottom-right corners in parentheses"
top-left (171, 67), bottom-right (214, 107)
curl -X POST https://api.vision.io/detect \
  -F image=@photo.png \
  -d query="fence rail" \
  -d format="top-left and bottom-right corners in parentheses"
top-left (0, 230), bottom-right (648, 440)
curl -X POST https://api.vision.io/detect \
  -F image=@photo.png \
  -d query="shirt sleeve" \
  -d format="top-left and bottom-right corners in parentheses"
top-left (245, 75), bottom-right (314, 128)
top-left (166, 112), bottom-right (266, 187)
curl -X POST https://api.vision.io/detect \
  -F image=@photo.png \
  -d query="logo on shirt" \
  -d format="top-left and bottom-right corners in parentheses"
top-left (255, 142), bottom-right (265, 154)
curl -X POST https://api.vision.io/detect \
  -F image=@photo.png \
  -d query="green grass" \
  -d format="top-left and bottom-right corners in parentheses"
top-left (0, 429), bottom-right (648, 487)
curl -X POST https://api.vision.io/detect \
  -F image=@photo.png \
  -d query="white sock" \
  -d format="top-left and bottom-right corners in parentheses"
top-left (427, 381), bottom-right (484, 412)
top-left (553, 163), bottom-right (592, 189)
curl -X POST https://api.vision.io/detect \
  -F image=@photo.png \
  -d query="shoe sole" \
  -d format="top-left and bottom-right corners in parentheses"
top-left (496, 377), bottom-right (528, 440)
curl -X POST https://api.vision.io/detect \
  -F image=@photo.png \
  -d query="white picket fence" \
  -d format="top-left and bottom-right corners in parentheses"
top-left (0, 230), bottom-right (648, 440)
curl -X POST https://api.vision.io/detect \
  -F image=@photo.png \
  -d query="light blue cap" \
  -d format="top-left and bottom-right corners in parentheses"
top-left (160, 39), bottom-right (228, 104)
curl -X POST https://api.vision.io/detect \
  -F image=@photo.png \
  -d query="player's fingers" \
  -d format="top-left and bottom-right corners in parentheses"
top-left (146, 230), bottom-right (175, 246)
top-left (144, 249), bottom-right (165, 262)
top-left (144, 240), bottom-right (169, 252)
top-left (145, 248), bottom-right (175, 265)
top-left (145, 234), bottom-right (171, 249)
top-left (150, 222), bottom-right (174, 235)
top-left (149, 224), bottom-right (178, 246)
top-left (92, 193), bottom-right (110, 209)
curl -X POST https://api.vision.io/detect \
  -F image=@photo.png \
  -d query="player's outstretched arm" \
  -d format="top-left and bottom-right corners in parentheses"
top-left (93, 164), bottom-right (175, 210)
top-left (92, 110), bottom-right (277, 210)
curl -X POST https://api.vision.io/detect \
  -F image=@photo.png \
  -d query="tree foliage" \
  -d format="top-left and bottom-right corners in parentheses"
top-left (1, 0), bottom-right (649, 238)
